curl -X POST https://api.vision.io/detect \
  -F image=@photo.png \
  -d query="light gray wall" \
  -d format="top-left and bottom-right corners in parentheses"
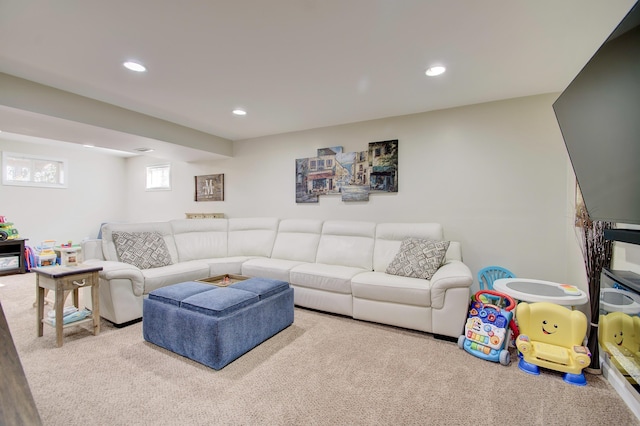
top-left (0, 138), bottom-right (127, 248)
top-left (124, 93), bottom-right (585, 291)
top-left (4, 92), bottom-right (637, 296)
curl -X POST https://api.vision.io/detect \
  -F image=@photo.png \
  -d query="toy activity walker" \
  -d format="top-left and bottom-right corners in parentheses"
top-left (458, 290), bottom-right (516, 366)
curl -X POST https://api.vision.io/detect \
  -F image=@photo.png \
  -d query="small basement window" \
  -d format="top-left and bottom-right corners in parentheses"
top-left (146, 164), bottom-right (171, 190)
top-left (2, 151), bottom-right (68, 188)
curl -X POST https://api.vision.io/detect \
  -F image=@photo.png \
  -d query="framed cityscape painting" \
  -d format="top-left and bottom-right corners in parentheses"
top-left (296, 140), bottom-right (398, 203)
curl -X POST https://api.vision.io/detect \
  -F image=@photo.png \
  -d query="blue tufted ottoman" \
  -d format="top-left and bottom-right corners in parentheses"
top-left (142, 277), bottom-right (294, 370)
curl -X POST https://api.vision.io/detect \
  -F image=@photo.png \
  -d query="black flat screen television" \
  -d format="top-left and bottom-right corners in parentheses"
top-left (553, 1), bottom-right (640, 224)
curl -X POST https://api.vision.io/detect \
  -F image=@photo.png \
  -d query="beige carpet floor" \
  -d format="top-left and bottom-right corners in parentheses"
top-left (1, 272), bottom-right (639, 426)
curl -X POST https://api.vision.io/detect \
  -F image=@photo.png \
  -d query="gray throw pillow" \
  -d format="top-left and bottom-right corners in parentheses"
top-left (386, 238), bottom-right (450, 280)
top-left (112, 231), bottom-right (173, 269)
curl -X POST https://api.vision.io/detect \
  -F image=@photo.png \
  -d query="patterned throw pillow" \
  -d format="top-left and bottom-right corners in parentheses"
top-left (386, 238), bottom-right (450, 280)
top-left (112, 231), bottom-right (173, 269)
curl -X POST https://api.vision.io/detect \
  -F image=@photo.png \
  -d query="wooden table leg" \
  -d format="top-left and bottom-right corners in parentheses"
top-left (91, 273), bottom-right (100, 335)
top-left (72, 289), bottom-right (79, 308)
top-left (55, 280), bottom-right (64, 348)
top-left (36, 276), bottom-right (44, 337)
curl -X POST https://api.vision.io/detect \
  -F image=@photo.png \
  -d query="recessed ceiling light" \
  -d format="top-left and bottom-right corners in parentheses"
top-left (233, 108), bottom-right (247, 116)
top-left (133, 147), bottom-right (154, 153)
top-left (82, 144), bottom-right (95, 148)
top-left (123, 61), bottom-right (147, 72)
top-left (425, 66), bottom-right (446, 77)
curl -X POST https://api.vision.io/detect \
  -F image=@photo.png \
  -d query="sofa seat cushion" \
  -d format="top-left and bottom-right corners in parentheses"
top-left (202, 256), bottom-right (255, 276)
top-left (351, 271), bottom-right (431, 307)
top-left (290, 263), bottom-right (366, 294)
top-left (142, 260), bottom-right (210, 294)
top-left (242, 258), bottom-right (308, 282)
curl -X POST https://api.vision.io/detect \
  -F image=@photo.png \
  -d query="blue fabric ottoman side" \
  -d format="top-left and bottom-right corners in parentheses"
top-left (143, 282), bottom-right (217, 350)
top-left (143, 281), bottom-right (294, 370)
top-left (175, 287), bottom-right (294, 369)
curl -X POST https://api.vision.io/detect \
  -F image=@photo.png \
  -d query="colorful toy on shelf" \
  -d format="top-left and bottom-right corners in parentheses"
top-left (599, 311), bottom-right (640, 385)
top-left (56, 242), bottom-right (80, 266)
top-left (0, 215), bottom-right (20, 241)
top-left (515, 302), bottom-right (591, 386)
top-left (34, 240), bottom-right (58, 267)
top-left (458, 290), bottom-right (516, 366)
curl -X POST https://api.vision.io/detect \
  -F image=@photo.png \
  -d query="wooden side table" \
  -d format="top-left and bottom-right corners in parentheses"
top-left (33, 264), bottom-right (103, 347)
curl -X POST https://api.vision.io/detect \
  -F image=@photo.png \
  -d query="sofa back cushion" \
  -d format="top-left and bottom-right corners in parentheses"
top-left (101, 222), bottom-right (178, 264)
top-left (374, 223), bottom-right (453, 272)
top-left (445, 242), bottom-right (462, 262)
top-left (315, 220), bottom-right (376, 270)
top-left (170, 219), bottom-right (228, 261)
top-left (228, 218), bottom-right (279, 257)
top-left (271, 219), bottom-right (323, 262)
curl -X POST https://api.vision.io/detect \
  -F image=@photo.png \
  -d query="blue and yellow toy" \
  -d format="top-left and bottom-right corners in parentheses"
top-left (458, 290), bottom-right (516, 366)
top-left (515, 302), bottom-right (591, 386)
top-left (34, 239), bottom-right (58, 267)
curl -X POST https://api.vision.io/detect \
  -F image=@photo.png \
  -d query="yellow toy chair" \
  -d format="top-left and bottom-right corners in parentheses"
top-left (515, 302), bottom-right (591, 386)
top-left (599, 311), bottom-right (640, 384)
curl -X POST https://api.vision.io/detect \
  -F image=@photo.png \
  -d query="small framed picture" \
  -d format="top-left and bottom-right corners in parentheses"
top-left (195, 174), bottom-right (224, 201)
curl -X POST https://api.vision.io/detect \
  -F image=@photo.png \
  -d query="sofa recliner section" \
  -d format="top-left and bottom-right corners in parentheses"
top-left (82, 217), bottom-right (473, 337)
top-left (241, 218), bottom-right (323, 283)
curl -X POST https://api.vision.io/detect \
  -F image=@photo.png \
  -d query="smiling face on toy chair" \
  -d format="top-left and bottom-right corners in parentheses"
top-left (516, 302), bottom-right (586, 347)
top-left (599, 311), bottom-right (638, 356)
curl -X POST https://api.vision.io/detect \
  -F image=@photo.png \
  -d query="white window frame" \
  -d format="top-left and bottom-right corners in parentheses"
top-left (146, 163), bottom-right (171, 191)
top-left (2, 151), bottom-right (68, 188)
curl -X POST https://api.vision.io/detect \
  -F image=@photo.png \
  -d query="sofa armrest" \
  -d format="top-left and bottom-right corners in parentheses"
top-left (429, 259), bottom-right (473, 309)
top-left (82, 259), bottom-right (145, 297)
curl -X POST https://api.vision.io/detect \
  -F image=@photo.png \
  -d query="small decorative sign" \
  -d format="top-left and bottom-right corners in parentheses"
top-left (195, 174), bottom-right (224, 202)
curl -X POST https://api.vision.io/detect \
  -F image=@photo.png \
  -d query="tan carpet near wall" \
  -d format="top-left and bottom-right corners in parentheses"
top-left (1, 272), bottom-right (638, 426)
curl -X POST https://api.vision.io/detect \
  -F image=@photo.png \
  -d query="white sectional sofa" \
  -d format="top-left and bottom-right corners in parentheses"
top-left (81, 218), bottom-right (473, 339)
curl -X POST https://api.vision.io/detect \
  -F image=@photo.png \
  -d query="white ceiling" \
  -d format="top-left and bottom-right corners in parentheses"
top-left (0, 0), bottom-right (636, 160)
